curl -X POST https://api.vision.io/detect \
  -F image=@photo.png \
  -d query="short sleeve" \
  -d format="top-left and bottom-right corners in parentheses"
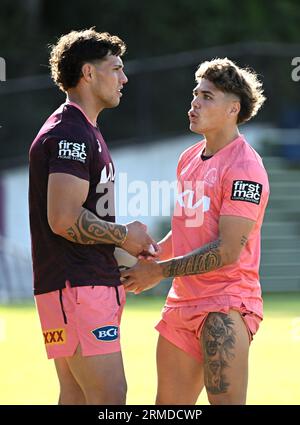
top-left (45, 137), bottom-right (91, 181)
top-left (220, 160), bottom-right (269, 221)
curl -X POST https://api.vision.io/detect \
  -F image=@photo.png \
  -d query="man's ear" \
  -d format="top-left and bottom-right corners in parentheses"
top-left (81, 63), bottom-right (93, 82)
top-left (229, 100), bottom-right (241, 118)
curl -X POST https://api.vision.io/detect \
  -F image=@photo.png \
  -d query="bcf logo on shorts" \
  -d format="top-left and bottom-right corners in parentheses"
top-left (43, 328), bottom-right (66, 345)
top-left (91, 325), bottom-right (119, 342)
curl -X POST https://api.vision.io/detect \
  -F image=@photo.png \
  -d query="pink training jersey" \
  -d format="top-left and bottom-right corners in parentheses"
top-left (166, 135), bottom-right (269, 317)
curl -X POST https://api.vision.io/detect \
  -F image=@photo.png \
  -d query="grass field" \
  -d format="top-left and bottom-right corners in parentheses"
top-left (0, 293), bottom-right (299, 405)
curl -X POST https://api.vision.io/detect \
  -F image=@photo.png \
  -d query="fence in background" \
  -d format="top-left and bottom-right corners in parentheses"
top-left (1, 41), bottom-right (300, 168)
top-left (0, 236), bottom-right (32, 302)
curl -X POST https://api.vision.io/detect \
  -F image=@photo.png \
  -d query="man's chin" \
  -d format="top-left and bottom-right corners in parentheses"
top-left (189, 123), bottom-right (203, 134)
top-left (105, 99), bottom-right (120, 109)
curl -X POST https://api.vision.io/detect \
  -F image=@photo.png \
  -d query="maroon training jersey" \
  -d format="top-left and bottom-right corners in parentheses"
top-left (29, 102), bottom-right (120, 295)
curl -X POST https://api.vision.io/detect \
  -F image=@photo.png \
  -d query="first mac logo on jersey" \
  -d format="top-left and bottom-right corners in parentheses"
top-left (231, 180), bottom-right (262, 205)
top-left (58, 140), bottom-right (87, 163)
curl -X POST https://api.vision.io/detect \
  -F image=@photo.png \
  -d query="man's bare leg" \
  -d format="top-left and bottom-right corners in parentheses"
top-left (201, 309), bottom-right (250, 405)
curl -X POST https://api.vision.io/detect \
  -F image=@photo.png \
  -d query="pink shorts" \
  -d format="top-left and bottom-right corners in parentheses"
top-left (34, 282), bottom-right (126, 359)
top-left (155, 299), bottom-right (262, 363)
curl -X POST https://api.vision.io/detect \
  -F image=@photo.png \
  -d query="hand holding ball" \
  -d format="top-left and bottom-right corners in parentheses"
top-left (114, 247), bottom-right (138, 271)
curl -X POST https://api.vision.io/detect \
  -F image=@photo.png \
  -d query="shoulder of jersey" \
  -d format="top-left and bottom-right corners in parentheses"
top-left (50, 113), bottom-right (95, 145)
top-left (236, 139), bottom-right (265, 168)
top-left (179, 140), bottom-right (205, 165)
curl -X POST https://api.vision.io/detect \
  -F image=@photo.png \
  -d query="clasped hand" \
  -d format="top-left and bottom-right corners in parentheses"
top-left (120, 257), bottom-right (163, 295)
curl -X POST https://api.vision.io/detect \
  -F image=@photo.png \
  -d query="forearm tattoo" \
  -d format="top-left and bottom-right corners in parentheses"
top-left (202, 313), bottom-right (236, 394)
top-left (162, 239), bottom-right (222, 278)
top-left (66, 209), bottom-right (126, 245)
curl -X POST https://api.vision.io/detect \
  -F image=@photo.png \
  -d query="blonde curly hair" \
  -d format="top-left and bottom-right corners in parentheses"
top-left (196, 58), bottom-right (266, 124)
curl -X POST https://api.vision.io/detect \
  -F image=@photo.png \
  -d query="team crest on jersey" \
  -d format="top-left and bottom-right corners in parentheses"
top-left (204, 168), bottom-right (217, 186)
top-left (91, 325), bottom-right (119, 342)
top-left (57, 140), bottom-right (87, 163)
top-left (231, 180), bottom-right (262, 205)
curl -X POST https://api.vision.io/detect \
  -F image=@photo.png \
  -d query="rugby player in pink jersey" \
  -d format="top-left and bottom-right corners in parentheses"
top-left (121, 58), bottom-right (269, 404)
top-left (29, 29), bottom-right (158, 405)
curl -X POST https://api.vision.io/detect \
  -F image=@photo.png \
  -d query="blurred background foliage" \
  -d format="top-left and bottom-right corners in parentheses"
top-left (0, 0), bottom-right (300, 163)
top-left (1, 0), bottom-right (300, 70)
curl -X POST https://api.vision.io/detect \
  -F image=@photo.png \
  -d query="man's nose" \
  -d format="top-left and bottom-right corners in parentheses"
top-left (191, 97), bottom-right (200, 108)
top-left (121, 72), bottom-right (128, 84)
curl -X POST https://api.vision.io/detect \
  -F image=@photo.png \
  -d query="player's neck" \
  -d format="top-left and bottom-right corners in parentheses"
top-left (203, 127), bottom-right (240, 156)
top-left (66, 90), bottom-right (102, 127)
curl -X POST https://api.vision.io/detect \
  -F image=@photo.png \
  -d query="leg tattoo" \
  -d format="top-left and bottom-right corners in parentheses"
top-left (202, 313), bottom-right (236, 394)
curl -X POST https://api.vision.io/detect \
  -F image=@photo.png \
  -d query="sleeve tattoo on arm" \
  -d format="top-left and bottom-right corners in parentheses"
top-left (67, 209), bottom-right (126, 245)
top-left (162, 239), bottom-right (223, 278)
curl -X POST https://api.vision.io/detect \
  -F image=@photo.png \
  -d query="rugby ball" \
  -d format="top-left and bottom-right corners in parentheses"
top-left (114, 247), bottom-right (138, 271)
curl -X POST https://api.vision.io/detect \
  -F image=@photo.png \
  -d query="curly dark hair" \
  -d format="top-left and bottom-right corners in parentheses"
top-left (49, 28), bottom-right (127, 92)
top-left (195, 58), bottom-right (266, 124)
